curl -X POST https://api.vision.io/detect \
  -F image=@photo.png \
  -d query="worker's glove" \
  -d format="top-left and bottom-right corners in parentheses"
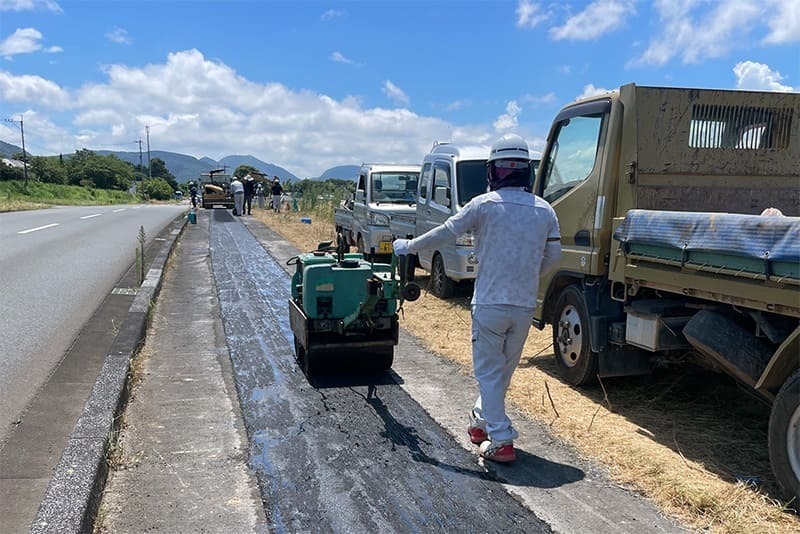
top-left (393, 239), bottom-right (411, 256)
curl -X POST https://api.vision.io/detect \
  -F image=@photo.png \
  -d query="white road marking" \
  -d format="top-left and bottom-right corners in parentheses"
top-left (80, 213), bottom-right (102, 219)
top-left (112, 208), bottom-right (125, 213)
top-left (17, 223), bottom-right (60, 234)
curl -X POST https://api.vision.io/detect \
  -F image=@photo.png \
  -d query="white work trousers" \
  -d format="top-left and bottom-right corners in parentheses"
top-left (471, 304), bottom-right (535, 443)
top-left (234, 192), bottom-right (244, 215)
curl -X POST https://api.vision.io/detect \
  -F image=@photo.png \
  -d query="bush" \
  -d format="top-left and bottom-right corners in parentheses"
top-left (141, 178), bottom-right (173, 200)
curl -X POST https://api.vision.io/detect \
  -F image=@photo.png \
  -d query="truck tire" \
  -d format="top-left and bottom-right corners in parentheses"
top-left (431, 253), bottom-right (455, 299)
top-left (768, 369), bottom-right (800, 503)
top-left (552, 285), bottom-right (599, 386)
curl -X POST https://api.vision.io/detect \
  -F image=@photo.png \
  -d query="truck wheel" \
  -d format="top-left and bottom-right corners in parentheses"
top-left (552, 285), bottom-right (598, 386)
top-left (768, 369), bottom-right (800, 503)
top-left (431, 253), bottom-right (455, 298)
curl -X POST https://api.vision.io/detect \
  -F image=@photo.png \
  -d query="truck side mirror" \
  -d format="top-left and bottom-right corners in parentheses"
top-left (433, 186), bottom-right (450, 208)
top-left (355, 190), bottom-right (365, 203)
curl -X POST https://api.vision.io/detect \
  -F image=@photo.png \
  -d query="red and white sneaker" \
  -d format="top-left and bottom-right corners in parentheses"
top-left (479, 440), bottom-right (516, 463)
top-left (468, 425), bottom-right (488, 444)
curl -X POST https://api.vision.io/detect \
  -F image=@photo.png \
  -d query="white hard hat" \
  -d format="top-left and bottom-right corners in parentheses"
top-left (487, 133), bottom-right (530, 162)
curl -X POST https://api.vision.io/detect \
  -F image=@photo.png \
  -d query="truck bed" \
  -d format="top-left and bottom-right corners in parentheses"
top-left (612, 209), bottom-right (800, 316)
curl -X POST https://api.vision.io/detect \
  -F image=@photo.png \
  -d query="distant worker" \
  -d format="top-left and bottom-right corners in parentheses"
top-left (188, 182), bottom-right (198, 209)
top-left (256, 182), bottom-right (265, 210)
top-left (243, 175), bottom-right (256, 215)
top-left (271, 177), bottom-right (283, 213)
top-left (393, 134), bottom-right (562, 463)
top-left (231, 176), bottom-right (244, 216)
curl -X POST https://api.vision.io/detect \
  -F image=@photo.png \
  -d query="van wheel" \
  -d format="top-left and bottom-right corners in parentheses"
top-left (768, 369), bottom-right (800, 504)
top-left (552, 285), bottom-right (598, 386)
top-left (431, 253), bottom-right (455, 298)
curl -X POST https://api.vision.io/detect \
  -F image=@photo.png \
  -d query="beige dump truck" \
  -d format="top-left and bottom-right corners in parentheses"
top-left (532, 83), bottom-right (799, 502)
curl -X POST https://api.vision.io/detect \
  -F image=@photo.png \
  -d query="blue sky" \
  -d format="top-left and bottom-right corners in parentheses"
top-left (1, 0), bottom-right (797, 178)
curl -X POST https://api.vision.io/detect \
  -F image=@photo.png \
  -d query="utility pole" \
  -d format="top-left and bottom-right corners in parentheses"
top-left (145, 125), bottom-right (152, 179)
top-left (133, 139), bottom-right (144, 181)
top-left (3, 114), bottom-right (28, 191)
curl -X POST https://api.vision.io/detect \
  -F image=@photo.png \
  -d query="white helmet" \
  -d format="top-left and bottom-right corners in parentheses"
top-left (487, 133), bottom-right (530, 162)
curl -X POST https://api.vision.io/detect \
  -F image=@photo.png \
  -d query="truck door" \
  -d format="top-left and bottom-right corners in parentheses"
top-left (536, 99), bottom-right (611, 280)
top-left (417, 161), bottom-right (451, 268)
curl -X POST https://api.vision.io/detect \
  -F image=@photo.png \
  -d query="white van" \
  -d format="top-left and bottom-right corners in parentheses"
top-left (391, 142), bottom-right (538, 298)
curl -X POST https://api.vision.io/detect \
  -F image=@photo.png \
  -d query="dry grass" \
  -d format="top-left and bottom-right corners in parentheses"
top-left (253, 206), bottom-right (800, 534)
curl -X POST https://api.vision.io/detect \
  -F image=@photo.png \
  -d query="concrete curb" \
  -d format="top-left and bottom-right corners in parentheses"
top-left (30, 215), bottom-right (188, 534)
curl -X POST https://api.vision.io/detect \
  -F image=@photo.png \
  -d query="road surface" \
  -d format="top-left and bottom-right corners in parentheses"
top-left (0, 203), bottom-right (186, 446)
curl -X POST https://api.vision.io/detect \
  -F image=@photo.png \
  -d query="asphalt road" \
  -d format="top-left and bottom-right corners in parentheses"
top-left (0, 203), bottom-right (186, 446)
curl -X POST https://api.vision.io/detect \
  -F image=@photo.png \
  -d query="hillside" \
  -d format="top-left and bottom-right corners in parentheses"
top-left (0, 139), bottom-right (357, 184)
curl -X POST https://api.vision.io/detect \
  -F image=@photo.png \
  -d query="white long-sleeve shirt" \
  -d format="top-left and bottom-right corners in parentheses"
top-left (407, 188), bottom-right (561, 308)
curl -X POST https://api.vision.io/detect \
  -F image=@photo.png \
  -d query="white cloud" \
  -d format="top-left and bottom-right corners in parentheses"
top-left (631, 0), bottom-right (792, 67)
top-left (558, 65), bottom-right (572, 75)
top-left (577, 84), bottom-right (611, 100)
top-left (763, 0), bottom-right (800, 44)
top-left (516, 0), bottom-right (548, 29)
top-left (445, 99), bottom-right (469, 112)
top-left (106, 27), bottom-right (132, 45)
top-left (0, 0), bottom-right (62, 12)
top-left (522, 92), bottom-right (557, 106)
top-left (550, 0), bottom-right (634, 41)
top-left (6, 49), bottom-right (506, 177)
top-left (321, 9), bottom-right (345, 21)
top-left (0, 27), bottom-right (43, 58)
top-left (44, 45), bottom-right (61, 53)
top-left (330, 51), bottom-right (355, 65)
top-left (382, 80), bottom-right (409, 106)
top-left (733, 61), bottom-right (795, 92)
top-left (0, 70), bottom-right (71, 108)
top-left (493, 100), bottom-right (521, 132)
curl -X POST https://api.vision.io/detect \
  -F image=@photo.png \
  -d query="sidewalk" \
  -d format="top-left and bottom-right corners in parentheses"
top-left (96, 209), bottom-right (266, 532)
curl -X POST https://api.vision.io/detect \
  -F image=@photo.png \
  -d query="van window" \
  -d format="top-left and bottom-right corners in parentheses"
top-left (456, 160), bottom-right (488, 206)
top-left (419, 163), bottom-right (432, 202)
top-left (357, 174), bottom-right (366, 191)
top-left (431, 164), bottom-right (451, 209)
top-left (541, 114), bottom-right (604, 203)
top-left (370, 171), bottom-right (420, 203)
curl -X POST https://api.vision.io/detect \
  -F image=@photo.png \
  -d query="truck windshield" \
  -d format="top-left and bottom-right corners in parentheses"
top-left (371, 172), bottom-right (420, 204)
top-left (456, 161), bottom-right (488, 206)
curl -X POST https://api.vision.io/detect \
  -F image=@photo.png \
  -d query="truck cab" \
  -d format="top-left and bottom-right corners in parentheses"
top-left (199, 170), bottom-right (233, 209)
top-left (341, 163), bottom-right (420, 261)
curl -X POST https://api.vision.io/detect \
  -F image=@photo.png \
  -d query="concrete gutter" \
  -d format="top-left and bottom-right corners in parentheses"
top-left (29, 216), bottom-right (188, 534)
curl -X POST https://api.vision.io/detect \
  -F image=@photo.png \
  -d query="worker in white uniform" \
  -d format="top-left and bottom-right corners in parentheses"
top-left (231, 176), bottom-right (245, 216)
top-left (393, 133), bottom-right (561, 462)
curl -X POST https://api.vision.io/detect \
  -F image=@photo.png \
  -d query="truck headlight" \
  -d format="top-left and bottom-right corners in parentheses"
top-left (368, 212), bottom-right (390, 226)
top-left (455, 232), bottom-right (474, 246)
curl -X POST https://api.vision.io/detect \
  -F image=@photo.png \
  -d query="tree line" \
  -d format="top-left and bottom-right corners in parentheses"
top-left (0, 149), bottom-right (179, 200)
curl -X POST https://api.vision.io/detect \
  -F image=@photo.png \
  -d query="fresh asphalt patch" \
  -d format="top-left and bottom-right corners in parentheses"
top-left (209, 209), bottom-right (552, 533)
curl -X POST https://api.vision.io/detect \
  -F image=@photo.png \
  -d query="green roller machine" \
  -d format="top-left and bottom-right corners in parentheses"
top-left (288, 239), bottom-right (420, 375)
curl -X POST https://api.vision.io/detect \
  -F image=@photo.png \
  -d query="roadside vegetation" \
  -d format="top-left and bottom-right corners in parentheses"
top-left (251, 197), bottom-right (800, 534)
top-left (1, 148), bottom-right (184, 212)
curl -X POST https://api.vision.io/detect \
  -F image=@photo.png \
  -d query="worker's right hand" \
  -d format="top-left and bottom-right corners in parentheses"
top-left (393, 239), bottom-right (411, 256)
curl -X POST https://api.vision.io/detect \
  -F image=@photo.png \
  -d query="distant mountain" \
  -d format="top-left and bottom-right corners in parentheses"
top-left (0, 140), bottom-right (22, 157)
top-left (0, 138), bottom-right (353, 184)
top-left (316, 165), bottom-right (359, 181)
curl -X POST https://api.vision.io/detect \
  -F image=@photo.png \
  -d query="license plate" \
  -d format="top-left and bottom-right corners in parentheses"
top-left (379, 241), bottom-right (393, 254)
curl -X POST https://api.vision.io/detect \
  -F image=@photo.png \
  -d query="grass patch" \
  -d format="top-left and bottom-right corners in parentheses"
top-left (0, 180), bottom-right (140, 212)
top-left (252, 202), bottom-right (800, 534)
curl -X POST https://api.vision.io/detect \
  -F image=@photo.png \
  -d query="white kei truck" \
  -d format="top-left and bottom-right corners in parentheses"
top-left (334, 163), bottom-right (420, 262)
